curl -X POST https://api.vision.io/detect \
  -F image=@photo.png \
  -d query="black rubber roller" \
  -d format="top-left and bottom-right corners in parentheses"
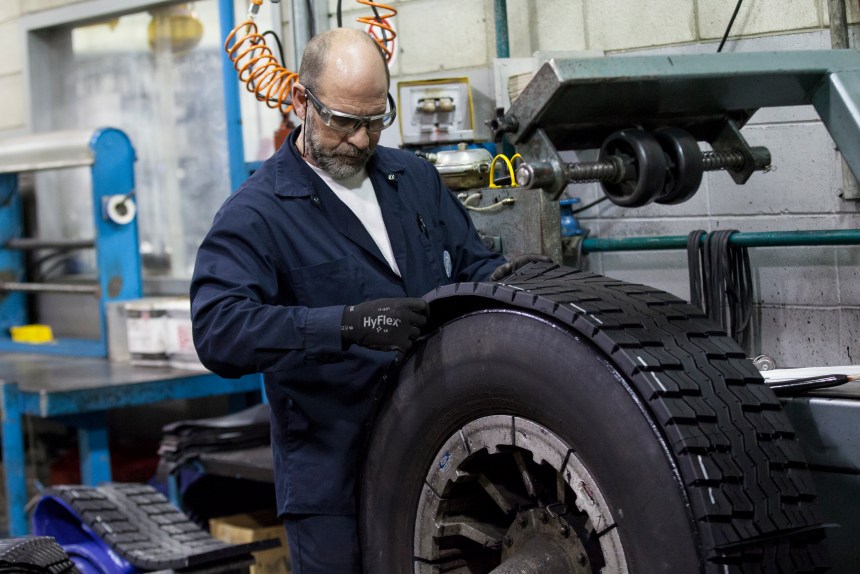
top-left (598, 128), bottom-right (667, 207)
top-left (654, 126), bottom-right (704, 205)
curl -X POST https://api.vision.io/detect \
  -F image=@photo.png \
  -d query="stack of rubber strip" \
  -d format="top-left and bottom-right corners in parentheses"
top-left (157, 402), bottom-right (271, 474)
top-left (0, 537), bottom-right (80, 573)
top-left (687, 229), bottom-right (753, 350)
top-left (32, 483), bottom-right (279, 572)
top-left (768, 373), bottom-right (856, 396)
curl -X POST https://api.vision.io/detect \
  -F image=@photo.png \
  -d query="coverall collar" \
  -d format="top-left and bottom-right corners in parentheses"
top-left (274, 127), bottom-right (405, 198)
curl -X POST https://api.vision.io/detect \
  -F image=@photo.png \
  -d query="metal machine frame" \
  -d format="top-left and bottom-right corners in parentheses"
top-left (499, 50), bottom-right (860, 191)
top-left (0, 128), bottom-right (142, 356)
top-left (467, 50), bottom-right (860, 263)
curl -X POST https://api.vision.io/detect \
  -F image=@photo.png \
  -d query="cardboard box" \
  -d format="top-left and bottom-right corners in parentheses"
top-left (109, 297), bottom-right (208, 370)
top-left (210, 510), bottom-right (291, 574)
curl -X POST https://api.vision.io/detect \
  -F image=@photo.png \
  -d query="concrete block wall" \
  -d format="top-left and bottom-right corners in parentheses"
top-left (576, 26), bottom-right (860, 369)
top-left (0, 0), bottom-right (24, 132)
top-left (0, 0), bottom-right (856, 366)
top-left (0, 0), bottom-right (87, 135)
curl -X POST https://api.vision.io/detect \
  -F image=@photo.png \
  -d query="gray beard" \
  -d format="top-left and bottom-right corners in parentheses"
top-left (304, 115), bottom-right (374, 180)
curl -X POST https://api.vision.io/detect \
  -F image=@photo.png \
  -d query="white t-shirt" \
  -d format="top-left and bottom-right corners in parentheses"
top-left (308, 164), bottom-right (402, 277)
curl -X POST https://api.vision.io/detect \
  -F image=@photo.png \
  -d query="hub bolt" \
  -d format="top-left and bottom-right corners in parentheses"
top-left (503, 535), bottom-right (513, 548)
top-left (559, 525), bottom-right (570, 537)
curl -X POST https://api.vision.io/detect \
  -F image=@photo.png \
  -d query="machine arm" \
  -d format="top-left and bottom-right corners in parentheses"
top-left (493, 50), bottom-right (860, 204)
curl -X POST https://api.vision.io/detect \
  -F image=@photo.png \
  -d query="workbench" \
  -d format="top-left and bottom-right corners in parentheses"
top-left (0, 353), bottom-right (262, 537)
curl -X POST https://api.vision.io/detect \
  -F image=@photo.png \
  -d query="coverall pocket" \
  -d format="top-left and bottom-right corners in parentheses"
top-left (421, 223), bottom-right (453, 282)
top-left (290, 256), bottom-right (365, 307)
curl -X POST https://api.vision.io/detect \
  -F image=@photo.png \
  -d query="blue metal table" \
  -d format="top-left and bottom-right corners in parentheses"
top-left (0, 353), bottom-right (261, 536)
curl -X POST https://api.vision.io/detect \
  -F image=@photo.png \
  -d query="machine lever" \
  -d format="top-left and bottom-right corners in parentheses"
top-left (4, 238), bottom-right (95, 251)
top-left (0, 281), bottom-right (100, 296)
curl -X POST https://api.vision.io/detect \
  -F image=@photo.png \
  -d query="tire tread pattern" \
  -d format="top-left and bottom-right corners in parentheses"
top-left (0, 536), bottom-right (80, 573)
top-left (427, 263), bottom-right (828, 573)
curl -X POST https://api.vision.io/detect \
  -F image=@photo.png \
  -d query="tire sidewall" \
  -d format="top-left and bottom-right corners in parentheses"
top-left (361, 309), bottom-right (703, 573)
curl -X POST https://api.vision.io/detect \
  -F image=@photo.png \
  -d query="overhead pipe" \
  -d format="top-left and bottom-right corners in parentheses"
top-left (828, 0), bottom-right (850, 49)
top-left (218, 0), bottom-right (246, 193)
top-left (581, 229), bottom-right (860, 253)
top-left (4, 238), bottom-right (94, 251)
top-left (0, 281), bottom-right (99, 295)
top-left (494, 0), bottom-right (510, 58)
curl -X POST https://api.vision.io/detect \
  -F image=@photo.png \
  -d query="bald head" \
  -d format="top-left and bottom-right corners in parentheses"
top-left (299, 28), bottom-right (390, 96)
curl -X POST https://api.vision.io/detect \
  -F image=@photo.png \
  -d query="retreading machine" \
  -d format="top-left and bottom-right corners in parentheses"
top-left (354, 50), bottom-right (860, 574)
top-left (459, 50), bottom-right (860, 263)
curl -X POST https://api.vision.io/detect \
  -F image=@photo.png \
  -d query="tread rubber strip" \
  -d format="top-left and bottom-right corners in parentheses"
top-left (45, 483), bottom-right (279, 571)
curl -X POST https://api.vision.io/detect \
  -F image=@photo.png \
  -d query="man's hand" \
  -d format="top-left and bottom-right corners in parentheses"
top-left (341, 298), bottom-right (430, 353)
top-left (489, 254), bottom-right (553, 282)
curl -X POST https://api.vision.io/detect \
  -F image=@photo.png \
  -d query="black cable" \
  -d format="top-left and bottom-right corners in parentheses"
top-left (262, 30), bottom-right (287, 66)
top-left (717, 0), bottom-right (743, 53)
top-left (241, 32), bottom-right (266, 95)
top-left (27, 248), bottom-right (82, 282)
top-left (305, 0), bottom-right (315, 37)
top-left (33, 254), bottom-right (76, 282)
top-left (371, 4), bottom-right (388, 43)
top-left (568, 195), bottom-right (608, 215)
top-left (240, 30), bottom-right (291, 108)
top-left (243, 30), bottom-right (291, 107)
top-left (337, 0), bottom-right (343, 27)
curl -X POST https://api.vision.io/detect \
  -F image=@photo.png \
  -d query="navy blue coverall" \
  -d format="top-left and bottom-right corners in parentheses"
top-left (191, 130), bottom-right (505, 519)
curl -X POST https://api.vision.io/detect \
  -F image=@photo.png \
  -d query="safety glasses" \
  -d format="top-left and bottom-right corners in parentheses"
top-left (304, 88), bottom-right (397, 133)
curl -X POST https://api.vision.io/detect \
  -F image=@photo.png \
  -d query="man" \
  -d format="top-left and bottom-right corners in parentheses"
top-left (191, 27), bottom-right (548, 573)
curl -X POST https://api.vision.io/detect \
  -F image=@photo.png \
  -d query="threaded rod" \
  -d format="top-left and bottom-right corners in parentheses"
top-left (562, 150), bottom-right (748, 186)
top-left (565, 160), bottom-right (623, 183)
top-left (701, 150), bottom-right (745, 171)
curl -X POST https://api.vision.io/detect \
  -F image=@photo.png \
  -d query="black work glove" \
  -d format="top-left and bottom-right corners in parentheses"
top-left (489, 253), bottom-right (553, 281)
top-left (341, 298), bottom-right (430, 353)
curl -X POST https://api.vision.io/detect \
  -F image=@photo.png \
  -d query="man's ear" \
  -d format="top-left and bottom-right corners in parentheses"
top-left (292, 83), bottom-right (307, 121)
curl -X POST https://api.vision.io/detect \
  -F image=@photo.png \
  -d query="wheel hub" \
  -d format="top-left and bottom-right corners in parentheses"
top-left (413, 415), bottom-right (628, 573)
top-left (491, 507), bottom-right (591, 573)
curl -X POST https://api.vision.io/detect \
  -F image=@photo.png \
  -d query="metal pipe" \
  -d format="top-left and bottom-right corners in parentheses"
top-left (494, 0), bottom-right (510, 59)
top-left (292, 0), bottom-right (328, 67)
top-left (0, 282), bottom-right (100, 295)
top-left (218, 0), bottom-right (247, 193)
top-left (582, 229), bottom-right (860, 253)
top-left (828, 0), bottom-right (850, 49)
top-left (5, 238), bottom-right (94, 251)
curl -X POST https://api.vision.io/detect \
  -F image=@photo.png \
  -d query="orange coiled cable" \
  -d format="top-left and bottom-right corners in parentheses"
top-left (355, 1), bottom-right (397, 63)
top-left (225, 19), bottom-right (298, 115)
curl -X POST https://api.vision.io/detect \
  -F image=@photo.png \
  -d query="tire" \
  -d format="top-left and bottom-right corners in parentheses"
top-left (360, 265), bottom-right (828, 573)
top-left (0, 536), bottom-right (80, 574)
